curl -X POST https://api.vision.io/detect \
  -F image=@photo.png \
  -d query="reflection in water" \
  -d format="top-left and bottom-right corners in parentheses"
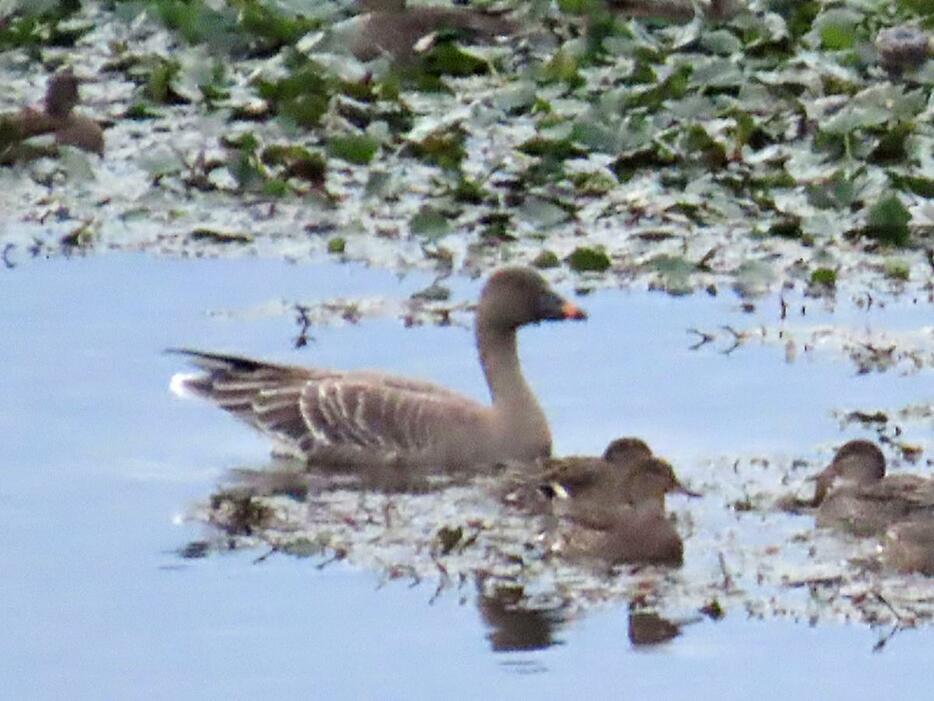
top-left (230, 456), bottom-right (494, 496)
top-left (154, 258), bottom-right (934, 647)
top-left (187, 457), bottom-right (702, 657)
top-left (627, 609), bottom-right (683, 647)
top-left (6, 253), bottom-right (934, 698)
top-left (477, 583), bottom-right (566, 652)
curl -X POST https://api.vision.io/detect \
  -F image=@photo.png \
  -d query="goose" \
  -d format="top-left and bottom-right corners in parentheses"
top-left (170, 266), bottom-right (586, 469)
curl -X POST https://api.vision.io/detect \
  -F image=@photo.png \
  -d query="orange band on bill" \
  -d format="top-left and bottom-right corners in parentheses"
top-left (561, 302), bottom-right (587, 320)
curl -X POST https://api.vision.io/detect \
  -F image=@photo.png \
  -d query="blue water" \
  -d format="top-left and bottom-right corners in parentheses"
top-left (1, 253), bottom-right (931, 699)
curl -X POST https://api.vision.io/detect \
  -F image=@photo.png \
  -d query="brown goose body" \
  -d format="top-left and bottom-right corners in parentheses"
top-left (171, 267), bottom-right (586, 469)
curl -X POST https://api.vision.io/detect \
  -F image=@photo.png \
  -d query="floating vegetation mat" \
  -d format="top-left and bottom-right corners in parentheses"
top-left (0, 0), bottom-right (931, 299)
top-left (183, 402), bottom-right (933, 638)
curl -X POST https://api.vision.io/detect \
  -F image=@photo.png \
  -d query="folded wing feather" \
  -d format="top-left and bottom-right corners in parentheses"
top-left (170, 349), bottom-right (488, 465)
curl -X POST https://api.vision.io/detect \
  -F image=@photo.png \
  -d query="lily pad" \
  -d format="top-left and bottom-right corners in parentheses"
top-left (566, 247), bottom-right (610, 273)
top-left (327, 134), bottom-right (379, 165)
top-left (863, 194), bottom-right (912, 246)
top-left (809, 267), bottom-right (837, 287)
top-left (532, 250), bottom-right (560, 269)
top-left (410, 206), bottom-right (453, 240)
top-left (647, 254), bottom-right (694, 296)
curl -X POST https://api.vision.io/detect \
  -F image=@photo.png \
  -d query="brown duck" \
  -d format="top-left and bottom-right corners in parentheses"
top-left (883, 520), bottom-right (934, 576)
top-left (548, 456), bottom-right (699, 566)
top-left (544, 448), bottom-right (698, 509)
top-left (498, 436), bottom-right (653, 512)
top-left (171, 267), bottom-right (586, 469)
top-left (342, 0), bottom-right (518, 62)
top-left (1, 69), bottom-right (104, 158)
top-left (499, 437), bottom-right (698, 514)
top-left (802, 440), bottom-right (934, 537)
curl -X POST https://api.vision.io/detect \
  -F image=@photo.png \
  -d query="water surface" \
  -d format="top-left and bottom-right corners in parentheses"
top-left (1, 254), bottom-right (932, 699)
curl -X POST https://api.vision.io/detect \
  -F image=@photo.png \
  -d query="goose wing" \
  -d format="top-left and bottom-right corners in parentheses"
top-left (169, 349), bottom-right (486, 465)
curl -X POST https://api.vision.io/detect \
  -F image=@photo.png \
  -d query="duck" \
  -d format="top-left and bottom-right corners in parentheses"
top-left (883, 520), bottom-right (934, 576)
top-left (800, 440), bottom-right (934, 537)
top-left (497, 436), bottom-right (652, 512)
top-left (498, 437), bottom-right (698, 515)
top-left (544, 450), bottom-right (698, 509)
top-left (605, 0), bottom-right (743, 23)
top-left (335, 0), bottom-right (518, 63)
top-left (1, 68), bottom-right (104, 159)
top-left (170, 266), bottom-right (586, 469)
top-left (547, 456), bottom-right (698, 566)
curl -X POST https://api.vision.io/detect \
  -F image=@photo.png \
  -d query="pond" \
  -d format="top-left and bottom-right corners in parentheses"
top-left (1, 253), bottom-right (932, 698)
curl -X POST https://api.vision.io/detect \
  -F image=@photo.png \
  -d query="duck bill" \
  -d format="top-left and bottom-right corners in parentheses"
top-left (673, 482), bottom-right (702, 498)
top-left (806, 464), bottom-right (836, 505)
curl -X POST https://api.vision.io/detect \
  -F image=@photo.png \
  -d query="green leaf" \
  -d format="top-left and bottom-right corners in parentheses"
top-left (768, 218), bottom-right (804, 239)
top-left (863, 194), bottom-right (911, 246)
top-left (518, 198), bottom-right (572, 228)
top-left (518, 137), bottom-right (585, 161)
top-left (408, 126), bottom-right (466, 172)
top-left (883, 259), bottom-right (910, 281)
top-left (820, 24), bottom-right (855, 50)
top-left (145, 57), bottom-right (185, 104)
top-left (815, 9), bottom-right (862, 50)
top-left (541, 48), bottom-right (582, 87)
top-left (410, 206), bottom-right (453, 239)
top-left (423, 42), bottom-right (488, 78)
top-left (810, 267), bottom-right (837, 287)
top-left (533, 250), bottom-right (560, 269)
top-left (255, 62), bottom-right (333, 128)
top-left (888, 174), bottom-right (934, 199)
top-left (700, 30), bottom-right (743, 56)
top-left (566, 247), bottom-right (610, 272)
top-left (806, 172), bottom-right (859, 209)
top-left (327, 134), bottom-right (379, 165)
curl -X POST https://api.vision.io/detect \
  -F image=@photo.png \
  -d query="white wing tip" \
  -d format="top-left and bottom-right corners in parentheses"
top-left (169, 372), bottom-right (199, 399)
